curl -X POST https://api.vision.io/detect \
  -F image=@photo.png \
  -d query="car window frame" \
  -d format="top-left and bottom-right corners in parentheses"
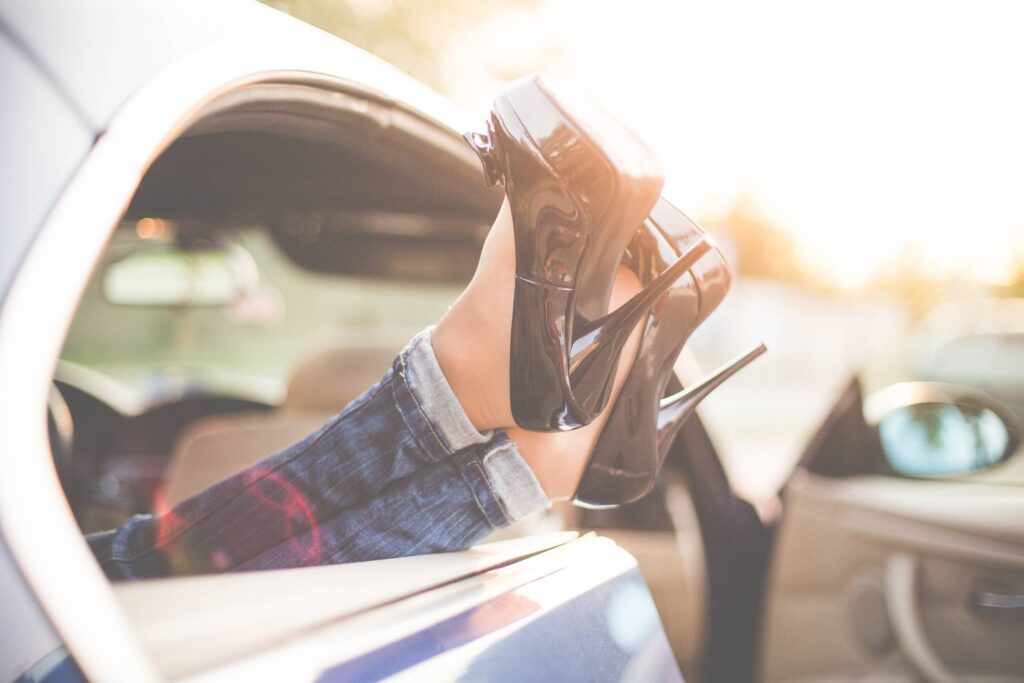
top-left (0, 42), bottom-right (480, 682)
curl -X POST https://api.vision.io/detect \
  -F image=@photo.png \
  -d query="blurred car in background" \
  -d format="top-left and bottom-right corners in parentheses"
top-left (1, 0), bottom-right (1022, 682)
top-left (911, 297), bottom-right (1024, 421)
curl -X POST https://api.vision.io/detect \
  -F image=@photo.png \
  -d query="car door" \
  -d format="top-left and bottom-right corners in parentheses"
top-left (758, 379), bottom-right (1024, 682)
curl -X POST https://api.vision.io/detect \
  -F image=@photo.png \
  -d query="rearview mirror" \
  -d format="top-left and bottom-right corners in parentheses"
top-left (102, 245), bottom-right (257, 307)
top-left (866, 382), bottom-right (1020, 477)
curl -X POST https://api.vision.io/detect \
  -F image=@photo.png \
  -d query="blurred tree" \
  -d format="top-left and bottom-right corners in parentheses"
top-left (709, 197), bottom-right (811, 285)
top-left (1003, 259), bottom-right (1024, 298)
top-left (260, 0), bottom-right (543, 94)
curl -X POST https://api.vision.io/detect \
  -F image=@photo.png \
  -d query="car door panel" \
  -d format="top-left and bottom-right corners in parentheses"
top-left (760, 471), bottom-right (1024, 682)
top-left (582, 480), bottom-right (709, 682)
top-left (116, 534), bottom-right (681, 682)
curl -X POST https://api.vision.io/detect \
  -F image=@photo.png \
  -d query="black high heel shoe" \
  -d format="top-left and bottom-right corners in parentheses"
top-left (574, 199), bottom-right (766, 508)
top-left (466, 76), bottom-right (709, 431)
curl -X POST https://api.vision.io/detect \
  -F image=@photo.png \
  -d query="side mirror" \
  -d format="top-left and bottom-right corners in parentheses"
top-left (102, 244), bottom-right (258, 307)
top-left (865, 382), bottom-right (1021, 478)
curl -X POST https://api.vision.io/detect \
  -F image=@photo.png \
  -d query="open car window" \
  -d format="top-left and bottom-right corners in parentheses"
top-left (53, 76), bottom-right (503, 538)
top-left (59, 222), bottom-right (466, 533)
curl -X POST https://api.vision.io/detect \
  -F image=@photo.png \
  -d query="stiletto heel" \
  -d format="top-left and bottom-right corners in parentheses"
top-left (466, 76), bottom-right (665, 431)
top-left (656, 343), bottom-right (767, 452)
top-left (565, 238), bottom-right (712, 413)
top-left (574, 199), bottom-right (766, 508)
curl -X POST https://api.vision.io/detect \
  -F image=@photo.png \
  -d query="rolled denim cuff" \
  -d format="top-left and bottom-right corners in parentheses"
top-left (455, 432), bottom-right (550, 528)
top-left (396, 327), bottom-right (549, 523)
top-left (479, 434), bottom-right (551, 522)
top-left (392, 327), bottom-right (493, 462)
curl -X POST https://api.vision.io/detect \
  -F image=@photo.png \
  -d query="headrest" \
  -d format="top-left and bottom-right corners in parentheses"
top-left (283, 337), bottom-right (407, 412)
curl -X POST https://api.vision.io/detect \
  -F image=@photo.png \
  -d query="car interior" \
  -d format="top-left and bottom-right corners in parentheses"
top-left (48, 78), bottom-right (1024, 683)
top-left (56, 84), bottom-right (493, 527)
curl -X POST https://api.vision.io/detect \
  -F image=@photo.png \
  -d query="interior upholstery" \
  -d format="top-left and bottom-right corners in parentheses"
top-left (758, 470), bottom-right (1024, 682)
top-left (161, 337), bottom-right (405, 507)
top-left (282, 339), bottom-right (406, 412)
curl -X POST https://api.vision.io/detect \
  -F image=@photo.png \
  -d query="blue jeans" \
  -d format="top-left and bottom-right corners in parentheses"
top-left (88, 330), bottom-right (550, 580)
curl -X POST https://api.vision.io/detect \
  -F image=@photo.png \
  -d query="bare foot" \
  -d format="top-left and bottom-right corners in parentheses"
top-left (432, 199), bottom-right (516, 432)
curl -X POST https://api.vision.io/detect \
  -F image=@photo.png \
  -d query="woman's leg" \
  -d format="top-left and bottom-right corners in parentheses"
top-left (89, 200), bottom-right (641, 578)
top-left (234, 433), bottom-right (530, 570)
top-left (236, 261), bottom-right (643, 569)
top-left (87, 328), bottom-right (532, 578)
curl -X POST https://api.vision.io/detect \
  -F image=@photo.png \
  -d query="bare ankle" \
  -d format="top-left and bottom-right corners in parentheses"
top-left (432, 298), bottom-right (511, 432)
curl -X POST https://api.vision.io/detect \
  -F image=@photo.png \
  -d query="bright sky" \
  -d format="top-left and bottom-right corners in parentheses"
top-left (441, 0), bottom-right (1024, 290)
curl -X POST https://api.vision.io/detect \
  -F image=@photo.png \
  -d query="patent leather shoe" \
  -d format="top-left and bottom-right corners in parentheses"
top-left (466, 76), bottom-right (697, 431)
top-left (574, 199), bottom-right (765, 507)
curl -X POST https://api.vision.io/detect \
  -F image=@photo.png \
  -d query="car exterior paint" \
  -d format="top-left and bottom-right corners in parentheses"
top-left (324, 569), bottom-right (681, 683)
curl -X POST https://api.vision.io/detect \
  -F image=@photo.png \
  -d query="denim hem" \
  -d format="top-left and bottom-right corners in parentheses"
top-left (454, 433), bottom-right (550, 528)
top-left (452, 447), bottom-right (512, 528)
top-left (111, 515), bottom-right (148, 560)
top-left (392, 329), bottom-right (492, 462)
top-left (480, 434), bottom-right (550, 521)
top-left (88, 518), bottom-right (150, 580)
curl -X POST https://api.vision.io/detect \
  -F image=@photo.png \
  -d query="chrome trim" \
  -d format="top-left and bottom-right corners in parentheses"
top-left (0, 42), bottom-right (474, 682)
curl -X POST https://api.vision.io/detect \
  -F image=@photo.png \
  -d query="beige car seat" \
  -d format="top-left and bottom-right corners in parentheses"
top-left (160, 338), bottom-right (405, 507)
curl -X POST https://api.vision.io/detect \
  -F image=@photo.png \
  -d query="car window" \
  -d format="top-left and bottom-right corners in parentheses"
top-left (57, 220), bottom-right (465, 533)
